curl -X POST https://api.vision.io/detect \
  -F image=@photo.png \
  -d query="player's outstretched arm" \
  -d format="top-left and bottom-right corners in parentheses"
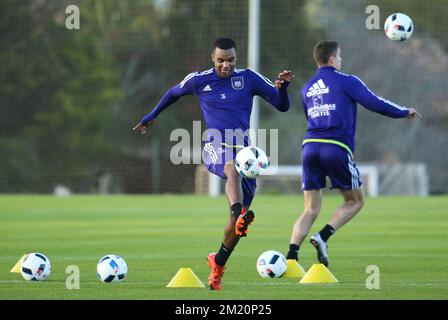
top-left (132, 72), bottom-right (197, 135)
top-left (131, 86), bottom-right (182, 135)
top-left (347, 75), bottom-right (411, 119)
top-left (252, 69), bottom-right (294, 112)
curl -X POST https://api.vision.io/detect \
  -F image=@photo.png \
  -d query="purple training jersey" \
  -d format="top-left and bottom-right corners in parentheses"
top-left (300, 66), bottom-right (410, 191)
top-left (141, 68), bottom-right (290, 145)
top-left (140, 68), bottom-right (290, 203)
top-left (301, 66), bottom-right (410, 154)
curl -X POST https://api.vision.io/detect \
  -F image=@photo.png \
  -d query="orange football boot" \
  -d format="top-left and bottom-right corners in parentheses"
top-left (206, 253), bottom-right (225, 290)
top-left (235, 208), bottom-right (255, 237)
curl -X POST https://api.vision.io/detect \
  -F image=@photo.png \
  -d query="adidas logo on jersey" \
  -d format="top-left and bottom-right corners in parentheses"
top-left (203, 85), bottom-right (212, 92)
top-left (306, 79), bottom-right (329, 97)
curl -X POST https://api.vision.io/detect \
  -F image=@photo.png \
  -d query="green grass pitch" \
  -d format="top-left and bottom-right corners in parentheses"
top-left (0, 194), bottom-right (447, 299)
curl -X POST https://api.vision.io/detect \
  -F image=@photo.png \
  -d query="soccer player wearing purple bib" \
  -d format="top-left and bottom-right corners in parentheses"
top-left (286, 40), bottom-right (421, 267)
top-left (133, 38), bottom-right (294, 290)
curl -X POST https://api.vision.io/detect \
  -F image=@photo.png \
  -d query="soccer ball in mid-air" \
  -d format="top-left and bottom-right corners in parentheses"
top-left (235, 146), bottom-right (269, 179)
top-left (256, 250), bottom-right (287, 278)
top-left (97, 254), bottom-right (128, 283)
top-left (384, 13), bottom-right (413, 42)
top-left (21, 252), bottom-right (52, 281)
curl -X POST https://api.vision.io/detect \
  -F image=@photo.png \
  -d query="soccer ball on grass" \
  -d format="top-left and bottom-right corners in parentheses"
top-left (256, 250), bottom-right (287, 278)
top-left (21, 252), bottom-right (52, 281)
top-left (97, 254), bottom-right (128, 283)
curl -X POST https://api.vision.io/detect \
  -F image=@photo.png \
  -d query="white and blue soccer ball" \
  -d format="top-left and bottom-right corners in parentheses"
top-left (21, 252), bottom-right (52, 281)
top-left (256, 250), bottom-right (287, 278)
top-left (97, 254), bottom-right (128, 283)
top-left (235, 146), bottom-right (269, 179)
top-left (384, 13), bottom-right (413, 42)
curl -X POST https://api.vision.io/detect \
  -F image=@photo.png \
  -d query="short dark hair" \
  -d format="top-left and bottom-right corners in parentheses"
top-left (313, 40), bottom-right (339, 65)
top-left (213, 38), bottom-right (237, 51)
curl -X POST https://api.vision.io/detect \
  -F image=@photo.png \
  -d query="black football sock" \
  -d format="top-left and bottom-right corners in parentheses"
top-left (286, 244), bottom-right (300, 261)
top-left (231, 202), bottom-right (243, 221)
top-left (319, 224), bottom-right (335, 242)
top-left (215, 243), bottom-right (233, 266)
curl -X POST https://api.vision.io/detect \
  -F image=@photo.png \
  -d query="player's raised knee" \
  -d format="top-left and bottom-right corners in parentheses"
top-left (224, 163), bottom-right (239, 180)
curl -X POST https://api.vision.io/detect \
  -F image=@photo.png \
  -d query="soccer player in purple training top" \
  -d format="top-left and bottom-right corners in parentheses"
top-left (133, 38), bottom-right (294, 290)
top-left (286, 40), bottom-right (421, 267)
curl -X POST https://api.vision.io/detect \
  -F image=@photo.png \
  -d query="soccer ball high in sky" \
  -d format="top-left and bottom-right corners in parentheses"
top-left (384, 13), bottom-right (414, 42)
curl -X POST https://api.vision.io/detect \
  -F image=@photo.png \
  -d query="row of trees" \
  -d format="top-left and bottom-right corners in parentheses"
top-left (2, 0), bottom-right (446, 193)
top-left (0, 0), bottom-right (321, 193)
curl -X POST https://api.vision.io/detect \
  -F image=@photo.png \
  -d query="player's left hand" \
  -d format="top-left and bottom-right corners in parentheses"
top-left (132, 119), bottom-right (156, 135)
top-left (275, 70), bottom-right (295, 88)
